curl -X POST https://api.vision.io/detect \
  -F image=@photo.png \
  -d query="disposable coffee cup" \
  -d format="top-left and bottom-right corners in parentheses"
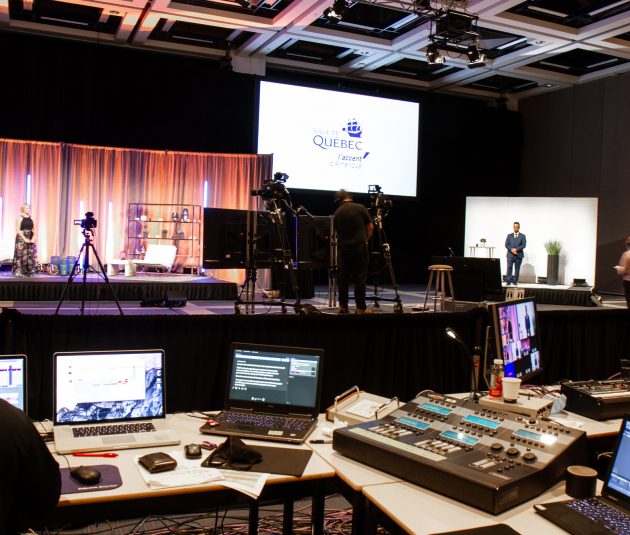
top-left (502, 377), bottom-right (521, 403)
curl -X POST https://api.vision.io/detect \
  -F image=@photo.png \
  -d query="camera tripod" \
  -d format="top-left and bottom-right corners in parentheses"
top-left (235, 200), bottom-right (302, 314)
top-left (368, 211), bottom-right (403, 313)
top-left (55, 228), bottom-right (123, 315)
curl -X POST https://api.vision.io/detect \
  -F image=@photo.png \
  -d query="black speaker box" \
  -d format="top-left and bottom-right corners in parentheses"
top-left (140, 297), bottom-right (165, 307)
top-left (164, 291), bottom-right (187, 307)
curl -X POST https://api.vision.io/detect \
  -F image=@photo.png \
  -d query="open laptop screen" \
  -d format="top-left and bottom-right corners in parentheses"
top-left (605, 416), bottom-right (630, 502)
top-left (0, 355), bottom-right (27, 411)
top-left (228, 343), bottom-right (323, 413)
top-left (53, 349), bottom-right (166, 425)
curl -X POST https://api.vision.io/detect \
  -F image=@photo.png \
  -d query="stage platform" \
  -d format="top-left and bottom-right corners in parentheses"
top-left (0, 273), bottom-right (237, 301)
top-left (500, 283), bottom-right (598, 308)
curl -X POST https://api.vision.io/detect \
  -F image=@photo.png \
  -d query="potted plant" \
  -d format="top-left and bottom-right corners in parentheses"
top-left (544, 240), bottom-right (562, 285)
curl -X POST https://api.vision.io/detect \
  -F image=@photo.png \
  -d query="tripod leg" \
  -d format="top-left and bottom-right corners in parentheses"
top-left (382, 243), bottom-right (403, 313)
top-left (90, 243), bottom-right (124, 315)
top-left (54, 243), bottom-right (86, 314)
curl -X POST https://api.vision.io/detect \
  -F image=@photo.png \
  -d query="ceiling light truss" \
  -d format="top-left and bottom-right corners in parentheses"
top-left (321, 0), bottom-right (484, 67)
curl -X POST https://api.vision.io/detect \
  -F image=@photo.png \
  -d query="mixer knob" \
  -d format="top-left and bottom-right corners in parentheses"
top-left (528, 418), bottom-right (537, 425)
top-left (523, 452), bottom-right (537, 462)
top-left (506, 447), bottom-right (519, 457)
top-left (490, 443), bottom-right (503, 452)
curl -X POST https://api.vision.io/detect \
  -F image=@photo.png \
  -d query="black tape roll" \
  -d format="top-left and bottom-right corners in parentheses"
top-left (565, 465), bottom-right (597, 498)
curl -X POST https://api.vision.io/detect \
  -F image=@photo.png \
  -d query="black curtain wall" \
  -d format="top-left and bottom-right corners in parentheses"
top-left (2, 308), bottom-right (628, 421)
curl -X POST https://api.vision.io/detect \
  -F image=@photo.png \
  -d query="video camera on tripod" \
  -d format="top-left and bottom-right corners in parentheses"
top-left (251, 172), bottom-right (292, 208)
top-left (366, 185), bottom-right (402, 313)
top-left (368, 185), bottom-right (393, 218)
top-left (73, 211), bottom-right (98, 231)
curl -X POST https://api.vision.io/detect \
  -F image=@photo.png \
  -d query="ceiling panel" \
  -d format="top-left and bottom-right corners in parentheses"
top-left (4, 0), bottom-right (630, 103)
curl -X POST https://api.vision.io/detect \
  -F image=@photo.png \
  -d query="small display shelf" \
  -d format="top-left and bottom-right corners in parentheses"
top-left (127, 203), bottom-right (201, 272)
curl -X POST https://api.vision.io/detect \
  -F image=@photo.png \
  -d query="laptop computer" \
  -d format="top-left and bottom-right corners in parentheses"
top-left (53, 349), bottom-right (180, 454)
top-left (204, 342), bottom-right (324, 444)
top-left (0, 354), bottom-right (27, 412)
top-left (534, 414), bottom-right (630, 534)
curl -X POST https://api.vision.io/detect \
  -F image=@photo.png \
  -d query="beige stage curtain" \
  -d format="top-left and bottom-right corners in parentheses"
top-left (0, 139), bottom-right (62, 262)
top-left (0, 138), bottom-right (271, 283)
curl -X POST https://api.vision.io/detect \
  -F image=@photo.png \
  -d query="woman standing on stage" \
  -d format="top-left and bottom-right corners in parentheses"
top-left (13, 204), bottom-right (38, 277)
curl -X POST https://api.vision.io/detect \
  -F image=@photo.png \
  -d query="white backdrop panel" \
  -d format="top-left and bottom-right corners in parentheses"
top-left (465, 197), bottom-right (598, 285)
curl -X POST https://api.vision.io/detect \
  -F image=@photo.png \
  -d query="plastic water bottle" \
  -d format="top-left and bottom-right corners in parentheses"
top-left (489, 359), bottom-right (504, 399)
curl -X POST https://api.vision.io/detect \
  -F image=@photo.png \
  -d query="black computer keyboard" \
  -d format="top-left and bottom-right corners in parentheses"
top-left (217, 411), bottom-right (311, 431)
top-left (72, 422), bottom-right (156, 437)
top-left (566, 498), bottom-right (630, 534)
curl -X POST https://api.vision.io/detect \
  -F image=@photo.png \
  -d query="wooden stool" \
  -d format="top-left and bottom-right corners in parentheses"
top-left (423, 264), bottom-right (456, 312)
top-left (505, 287), bottom-right (525, 301)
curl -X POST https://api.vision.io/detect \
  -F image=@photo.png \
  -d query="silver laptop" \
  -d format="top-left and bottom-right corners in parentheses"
top-left (0, 354), bottom-right (27, 412)
top-left (53, 349), bottom-right (180, 454)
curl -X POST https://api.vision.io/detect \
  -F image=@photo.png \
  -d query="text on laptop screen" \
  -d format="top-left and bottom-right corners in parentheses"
top-left (54, 350), bottom-right (165, 424)
top-left (608, 419), bottom-right (630, 499)
top-left (229, 348), bottom-right (320, 409)
top-left (0, 356), bottom-right (26, 411)
top-left (492, 298), bottom-right (542, 380)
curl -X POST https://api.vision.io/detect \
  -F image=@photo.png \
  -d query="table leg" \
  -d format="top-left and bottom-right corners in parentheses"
top-left (311, 482), bottom-right (325, 535)
top-left (282, 499), bottom-right (294, 534)
top-left (248, 501), bottom-right (259, 535)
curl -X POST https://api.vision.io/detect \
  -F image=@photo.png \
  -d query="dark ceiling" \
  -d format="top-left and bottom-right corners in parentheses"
top-left (2, 0), bottom-right (630, 105)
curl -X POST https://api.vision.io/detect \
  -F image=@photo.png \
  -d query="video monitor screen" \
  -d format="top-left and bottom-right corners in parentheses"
top-left (0, 355), bottom-right (27, 411)
top-left (53, 349), bottom-right (166, 424)
top-left (491, 298), bottom-right (542, 380)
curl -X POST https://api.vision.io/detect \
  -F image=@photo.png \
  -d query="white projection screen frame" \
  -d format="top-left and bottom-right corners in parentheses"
top-left (465, 197), bottom-right (598, 285)
top-left (256, 81), bottom-right (419, 197)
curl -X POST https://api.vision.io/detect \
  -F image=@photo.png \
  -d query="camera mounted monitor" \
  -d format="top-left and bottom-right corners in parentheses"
top-left (489, 297), bottom-right (542, 381)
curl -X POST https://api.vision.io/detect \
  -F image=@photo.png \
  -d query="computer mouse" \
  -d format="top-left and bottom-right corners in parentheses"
top-left (70, 466), bottom-right (102, 485)
top-left (185, 443), bottom-right (202, 459)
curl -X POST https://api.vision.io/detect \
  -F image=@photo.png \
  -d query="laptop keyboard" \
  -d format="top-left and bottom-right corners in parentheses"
top-left (72, 422), bottom-right (156, 437)
top-left (565, 498), bottom-right (630, 534)
top-left (218, 411), bottom-right (311, 431)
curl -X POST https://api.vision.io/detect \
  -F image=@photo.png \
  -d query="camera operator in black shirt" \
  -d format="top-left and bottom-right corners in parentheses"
top-left (334, 190), bottom-right (374, 314)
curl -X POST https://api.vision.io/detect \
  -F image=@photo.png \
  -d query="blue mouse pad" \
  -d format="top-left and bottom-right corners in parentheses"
top-left (61, 464), bottom-right (122, 494)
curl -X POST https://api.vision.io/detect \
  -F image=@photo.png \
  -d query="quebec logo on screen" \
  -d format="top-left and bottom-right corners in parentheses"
top-left (312, 118), bottom-right (370, 169)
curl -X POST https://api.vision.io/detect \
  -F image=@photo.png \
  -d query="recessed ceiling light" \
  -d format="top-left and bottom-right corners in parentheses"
top-left (539, 61), bottom-right (570, 70)
top-left (586, 58), bottom-right (619, 69)
top-left (588, 0), bottom-right (630, 16)
top-left (527, 6), bottom-right (568, 18)
top-left (496, 37), bottom-right (528, 51)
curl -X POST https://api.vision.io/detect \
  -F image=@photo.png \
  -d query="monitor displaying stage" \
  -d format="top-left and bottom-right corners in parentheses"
top-left (490, 298), bottom-right (542, 380)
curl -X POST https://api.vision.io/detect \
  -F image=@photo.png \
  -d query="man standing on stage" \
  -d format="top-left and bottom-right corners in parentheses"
top-left (334, 190), bottom-right (374, 314)
top-left (505, 222), bottom-right (526, 286)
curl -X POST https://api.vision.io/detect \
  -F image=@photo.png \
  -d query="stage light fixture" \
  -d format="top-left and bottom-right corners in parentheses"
top-left (426, 42), bottom-right (445, 65)
top-left (466, 44), bottom-right (486, 68)
top-left (323, 0), bottom-right (347, 23)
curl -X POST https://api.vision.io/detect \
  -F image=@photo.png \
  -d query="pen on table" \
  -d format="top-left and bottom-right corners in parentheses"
top-left (309, 439), bottom-right (332, 444)
top-left (72, 452), bottom-right (119, 458)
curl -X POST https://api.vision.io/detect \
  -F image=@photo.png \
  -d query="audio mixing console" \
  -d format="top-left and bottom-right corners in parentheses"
top-left (333, 390), bottom-right (587, 514)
